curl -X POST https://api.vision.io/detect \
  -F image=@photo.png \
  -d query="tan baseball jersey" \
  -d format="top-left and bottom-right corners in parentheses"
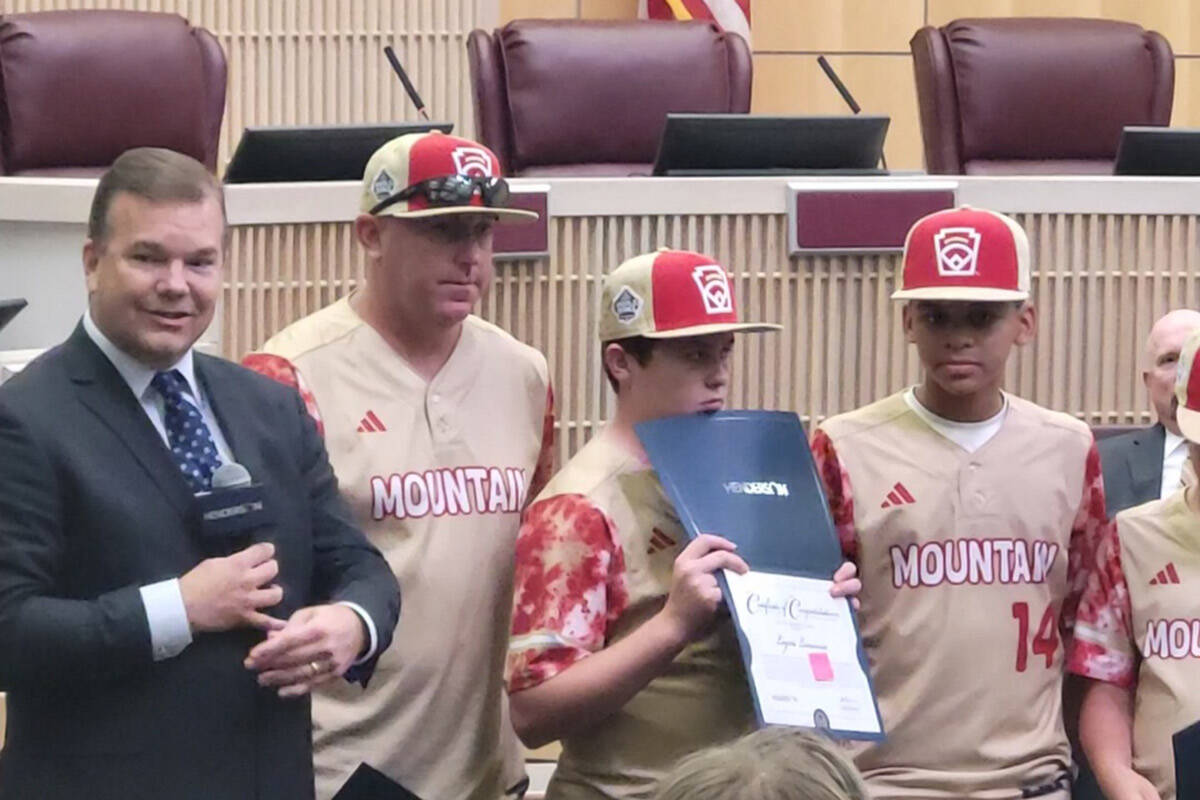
top-left (1069, 489), bottom-right (1200, 800)
top-left (507, 429), bottom-right (755, 800)
top-left (812, 391), bottom-right (1108, 800)
top-left (245, 296), bottom-right (555, 800)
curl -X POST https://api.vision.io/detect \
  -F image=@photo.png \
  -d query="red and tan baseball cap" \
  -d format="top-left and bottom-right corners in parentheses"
top-left (892, 206), bottom-right (1030, 302)
top-left (599, 249), bottom-right (781, 341)
top-left (1174, 329), bottom-right (1200, 443)
top-left (360, 131), bottom-right (537, 222)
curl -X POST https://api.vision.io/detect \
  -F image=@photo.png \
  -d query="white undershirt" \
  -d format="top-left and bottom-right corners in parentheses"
top-left (1161, 430), bottom-right (1188, 498)
top-left (903, 387), bottom-right (1007, 453)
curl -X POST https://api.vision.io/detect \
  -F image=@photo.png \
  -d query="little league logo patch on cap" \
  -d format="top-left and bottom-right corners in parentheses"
top-left (692, 265), bottom-right (734, 315)
top-left (451, 146), bottom-right (495, 177)
top-left (612, 286), bottom-right (643, 323)
top-left (934, 227), bottom-right (982, 276)
top-left (371, 169), bottom-right (396, 201)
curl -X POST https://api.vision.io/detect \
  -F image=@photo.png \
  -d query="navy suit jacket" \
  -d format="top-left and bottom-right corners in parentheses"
top-left (1097, 423), bottom-right (1166, 518)
top-left (0, 325), bottom-right (400, 800)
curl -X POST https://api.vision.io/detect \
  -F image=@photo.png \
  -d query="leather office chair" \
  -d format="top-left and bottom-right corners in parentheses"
top-left (911, 18), bottom-right (1174, 175)
top-left (0, 10), bottom-right (226, 176)
top-left (467, 19), bottom-right (752, 177)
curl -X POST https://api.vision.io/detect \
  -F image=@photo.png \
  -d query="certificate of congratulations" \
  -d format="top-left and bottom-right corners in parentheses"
top-left (636, 410), bottom-right (884, 739)
top-left (724, 570), bottom-right (882, 737)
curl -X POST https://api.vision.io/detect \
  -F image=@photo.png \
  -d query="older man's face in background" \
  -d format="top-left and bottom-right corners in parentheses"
top-left (1143, 310), bottom-right (1200, 435)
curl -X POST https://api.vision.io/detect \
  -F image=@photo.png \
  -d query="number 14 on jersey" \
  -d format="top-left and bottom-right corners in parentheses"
top-left (1011, 601), bottom-right (1060, 672)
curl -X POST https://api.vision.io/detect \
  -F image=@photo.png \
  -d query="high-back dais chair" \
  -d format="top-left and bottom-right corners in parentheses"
top-left (0, 10), bottom-right (227, 176)
top-left (468, 18), bottom-right (752, 177)
top-left (910, 18), bottom-right (1173, 175)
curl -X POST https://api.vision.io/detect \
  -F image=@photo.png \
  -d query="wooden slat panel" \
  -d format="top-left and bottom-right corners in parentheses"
top-left (224, 210), bottom-right (1199, 460)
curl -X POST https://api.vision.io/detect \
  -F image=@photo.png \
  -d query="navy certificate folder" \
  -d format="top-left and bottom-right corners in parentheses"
top-left (635, 410), bottom-right (843, 577)
top-left (333, 764), bottom-right (423, 800)
top-left (637, 410), bottom-right (883, 739)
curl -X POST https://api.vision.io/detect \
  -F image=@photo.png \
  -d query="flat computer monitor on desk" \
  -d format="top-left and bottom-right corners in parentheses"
top-left (1114, 127), bottom-right (1200, 176)
top-left (651, 114), bottom-right (889, 176)
top-left (224, 122), bottom-right (453, 183)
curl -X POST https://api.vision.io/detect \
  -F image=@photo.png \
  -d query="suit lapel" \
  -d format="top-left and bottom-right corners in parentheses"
top-left (64, 325), bottom-right (195, 515)
top-left (1129, 423), bottom-right (1166, 497)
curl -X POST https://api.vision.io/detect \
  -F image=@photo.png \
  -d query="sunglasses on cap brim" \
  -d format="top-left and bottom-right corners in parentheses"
top-left (370, 174), bottom-right (511, 215)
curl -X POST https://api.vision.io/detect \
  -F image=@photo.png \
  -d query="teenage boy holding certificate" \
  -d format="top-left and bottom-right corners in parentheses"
top-left (504, 249), bottom-right (861, 799)
top-left (811, 208), bottom-right (1110, 800)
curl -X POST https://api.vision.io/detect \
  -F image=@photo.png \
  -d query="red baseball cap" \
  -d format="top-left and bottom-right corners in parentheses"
top-left (893, 207), bottom-right (1030, 302)
top-left (360, 131), bottom-right (537, 222)
top-left (1175, 329), bottom-right (1200, 443)
top-left (599, 249), bottom-right (781, 340)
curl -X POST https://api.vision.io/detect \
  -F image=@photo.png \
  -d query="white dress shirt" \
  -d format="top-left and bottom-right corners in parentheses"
top-left (1161, 429), bottom-right (1188, 499)
top-left (82, 313), bottom-right (377, 663)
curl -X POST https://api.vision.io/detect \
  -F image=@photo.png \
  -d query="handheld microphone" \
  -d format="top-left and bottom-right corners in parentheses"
top-left (383, 45), bottom-right (430, 121)
top-left (194, 462), bottom-right (274, 553)
top-left (816, 55), bottom-right (888, 171)
top-left (213, 461), bottom-right (252, 490)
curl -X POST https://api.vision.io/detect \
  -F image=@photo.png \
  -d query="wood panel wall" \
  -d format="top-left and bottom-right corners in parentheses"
top-left (224, 210), bottom-right (1200, 469)
top-left (498, 0), bottom-right (1200, 171)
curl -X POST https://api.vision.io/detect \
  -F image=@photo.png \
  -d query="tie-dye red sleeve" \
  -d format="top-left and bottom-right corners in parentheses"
top-left (506, 492), bottom-right (629, 693)
top-left (1062, 442), bottom-right (1113, 638)
top-left (810, 428), bottom-right (858, 562)
top-left (241, 353), bottom-right (324, 438)
top-left (525, 384), bottom-right (556, 507)
top-left (1066, 444), bottom-right (1136, 688)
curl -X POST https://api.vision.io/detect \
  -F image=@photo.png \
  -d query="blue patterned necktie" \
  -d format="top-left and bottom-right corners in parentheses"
top-left (151, 370), bottom-right (221, 492)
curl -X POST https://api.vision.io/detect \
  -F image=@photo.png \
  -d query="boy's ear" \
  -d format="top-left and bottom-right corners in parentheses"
top-left (1014, 302), bottom-right (1037, 346)
top-left (603, 343), bottom-right (633, 390)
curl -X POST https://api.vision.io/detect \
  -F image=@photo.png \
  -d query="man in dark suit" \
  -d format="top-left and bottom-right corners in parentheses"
top-left (0, 148), bottom-right (400, 800)
top-left (1099, 309), bottom-right (1200, 516)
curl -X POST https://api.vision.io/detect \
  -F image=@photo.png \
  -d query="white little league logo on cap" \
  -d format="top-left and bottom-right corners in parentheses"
top-left (451, 146), bottom-right (495, 177)
top-left (612, 286), bottom-right (643, 324)
top-left (692, 265), bottom-right (734, 315)
top-left (934, 227), bottom-right (982, 276)
top-left (371, 169), bottom-right (396, 201)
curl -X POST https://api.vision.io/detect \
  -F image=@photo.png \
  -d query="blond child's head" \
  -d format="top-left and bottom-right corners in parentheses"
top-left (654, 727), bottom-right (868, 800)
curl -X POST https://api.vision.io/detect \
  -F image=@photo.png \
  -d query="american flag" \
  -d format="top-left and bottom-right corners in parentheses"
top-left (640, 0), bottom-right (751, 46)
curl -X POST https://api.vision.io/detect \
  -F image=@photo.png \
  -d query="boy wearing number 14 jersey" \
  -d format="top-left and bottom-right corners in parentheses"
top-left (811, 208), bottom-right (1109, 799)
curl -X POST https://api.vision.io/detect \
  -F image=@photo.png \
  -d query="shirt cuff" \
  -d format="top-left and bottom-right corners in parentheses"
top-left (336, 601), bottom-right (378, 665)
top-left (140, 578), bottom-right (193, 661)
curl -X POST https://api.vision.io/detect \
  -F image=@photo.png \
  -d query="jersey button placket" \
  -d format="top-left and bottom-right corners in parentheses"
top-left (961, 463), bottom-right (988, 514)
top-left (427, 386), bottom-right (451, 442)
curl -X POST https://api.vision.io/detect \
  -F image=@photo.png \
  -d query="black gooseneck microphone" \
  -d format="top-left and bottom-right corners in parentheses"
top-left (384, 45), bottom-right (430, 121)
top-left (817, 55), bottom-right (888, 172)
